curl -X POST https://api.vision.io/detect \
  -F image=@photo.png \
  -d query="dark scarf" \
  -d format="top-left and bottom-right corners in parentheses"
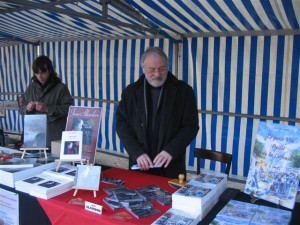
top-left (144, 79), bottom-right (165, 159)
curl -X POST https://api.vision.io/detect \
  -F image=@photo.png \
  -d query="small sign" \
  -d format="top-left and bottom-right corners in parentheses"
top-left (85, 201), bottom-right (102, 214)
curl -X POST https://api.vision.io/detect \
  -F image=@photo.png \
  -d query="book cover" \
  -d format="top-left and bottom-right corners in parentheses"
top-left (244, 121), bottom-right (300, 209)
top-left (73, 165), bottom-right (101, 190)
top-left (22, 114), bottom-right (47, 148)
top-left (59, 131), bottom-right (83, 160)
top-left (15, 172), bottom-right (73, 199)
top-left (249, 205), bottom-right (292, 225)
top-left (151, 208), bottom-right (200, 225)
top-left (65, 106), bottom-right (102, 164)
top-left (216, 200), bottom-right (258, 222)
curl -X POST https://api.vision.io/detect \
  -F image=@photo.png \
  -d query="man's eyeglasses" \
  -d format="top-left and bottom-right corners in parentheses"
top-left (144, 67), bottom-right (168, 74)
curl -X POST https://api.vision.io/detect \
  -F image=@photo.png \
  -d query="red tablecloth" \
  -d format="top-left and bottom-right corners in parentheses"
top-left (37, 168), bottom-right (176, 225)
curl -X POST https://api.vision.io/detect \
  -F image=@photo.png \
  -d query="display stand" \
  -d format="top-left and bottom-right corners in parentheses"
top-left (73, 187), bottom-right (97, 198)
top-left (20, 147), bottom-right (49, 159)
top-left (55, 158), bottom-right (87, 172)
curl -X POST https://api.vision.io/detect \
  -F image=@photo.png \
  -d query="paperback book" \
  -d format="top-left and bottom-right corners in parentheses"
top-left (59, 131), bottom-right (83, 161)
top-left (43, 163), bottom-right (77, 181)
top-left (0, 147), bottom-right (57, 188)
top-left (210, 200), bottom-right (292, 225)
top-left (15, 171), bottom-right (74, 199)
top-left (65, 106), bottom-right (102, 164)
top-left (22, 114), bottom-right (47, 148)
top-left (152, 208), bottom-right (201, 225)
top-left (244, 121), bottom-right (300, 209)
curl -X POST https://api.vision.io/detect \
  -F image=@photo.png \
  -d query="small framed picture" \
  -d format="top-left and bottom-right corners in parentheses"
top-left (60, 131), bottom-right (83, 160)
top-left (0, 100), bottom-right (5, 118)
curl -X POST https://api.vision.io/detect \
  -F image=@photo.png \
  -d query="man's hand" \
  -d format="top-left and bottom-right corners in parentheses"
top-left (153, 150), bottom-right (172, 168)
top-left (136, 154), bottom-right (153, 170)
top-left (35, 102), bottom-right (48, 113)
top-left (26, 101), bottom-right (36, 111)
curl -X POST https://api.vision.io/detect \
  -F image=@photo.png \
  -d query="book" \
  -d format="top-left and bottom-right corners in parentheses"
top-left (244, 121), bottom-right (300, 209)
top-left (22, 114), bottom-right (47, 148)
top-left (73, 165), bottom-right (101, 190)
top-left (59, 131), bottom-right (83, 160)
top-left (215, 200), bottom-right (258, 223)
top-left (43, 163), bottom-right (77, 181)
top-left (0, 157), bottom-right (35, 169)
top-left (15, 171), bottom-right (74, 199)
top-left (249, 205), bottom-right (292, 225)
top-left (65, 106), bottom-right (102, 164)
top-left (0, 148), bottom-right (57, 188)
top-left (151, 208), bottom-right (201, 225)
top-left (211, 200), bottom-right (292, 225)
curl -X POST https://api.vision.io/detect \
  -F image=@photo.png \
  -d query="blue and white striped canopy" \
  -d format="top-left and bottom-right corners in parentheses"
top-left (1, 0), bottom-right (300, 178)
top-left (0, 0), bottom-right (299, 47)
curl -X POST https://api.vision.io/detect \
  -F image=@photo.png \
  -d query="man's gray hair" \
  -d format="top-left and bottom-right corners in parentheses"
top-left (140, 47), bottom-right (168, 68)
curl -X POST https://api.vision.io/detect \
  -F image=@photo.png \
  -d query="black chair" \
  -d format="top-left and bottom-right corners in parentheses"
top-left (194, 148), bottom-right (232, 175)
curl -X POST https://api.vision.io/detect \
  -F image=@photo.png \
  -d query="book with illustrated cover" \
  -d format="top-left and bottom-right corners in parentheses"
top-left (210, 200), bottom-right (292, 225)
top-left (43, 164), bottom-right (77, 181)
top-left (15, 172), bottom-right (73, 199)
top-left (22, 114), bottom-right (47, 148)
top-left (244, 121), bottom-right (300, 209)
top-left (73, 165), bottom-right (101, 190)
top-left (65, 106), bottom-right (102, 164)
top-left (172, 180), bottom-right (220, 216)
top-left (189, 170), bottom-right (228, 196)
top-left (151, 208), bottom-right (201, 225)
top-left (249, 205), bottom-right (291, 225)
top-left (59, 131), bottom-right (83, 160)
top-left (215, 200), bottom-right (258, 222)
top-left (0, 147), bottom-right (57, 188)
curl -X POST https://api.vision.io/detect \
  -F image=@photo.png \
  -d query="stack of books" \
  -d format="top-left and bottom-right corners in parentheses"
top-left (152, 208), bottom-right (202, 225)
top-left (0, 146), bottom-right (58, 188)
top-left (172, 171), bottom-right (227, 219)
top-left (14, 164), bottom-right (76, 199)
top-left (210, 200), bottom-right (292, 225)
top-left (153, 171), bottom-right (227, 225)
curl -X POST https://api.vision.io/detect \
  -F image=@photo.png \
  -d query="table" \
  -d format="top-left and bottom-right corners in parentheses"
top-left (37, 167), bottom-right (175, 225)
top-left (1, 168), bottom-right (299, 225)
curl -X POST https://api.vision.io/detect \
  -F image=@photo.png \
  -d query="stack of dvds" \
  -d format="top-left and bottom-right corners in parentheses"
top-left (103, 185), bottom-right (171, 218)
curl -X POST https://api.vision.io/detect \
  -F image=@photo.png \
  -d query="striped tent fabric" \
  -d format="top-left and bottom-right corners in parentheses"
top-left (0, 0), bottom-right (299, 179)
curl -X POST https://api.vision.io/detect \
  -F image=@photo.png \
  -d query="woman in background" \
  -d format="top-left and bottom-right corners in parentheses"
top-left (20, 55), bottom-right (73, 149)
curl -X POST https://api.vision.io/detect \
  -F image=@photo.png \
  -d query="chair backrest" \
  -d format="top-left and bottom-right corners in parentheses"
top-left (194, 148), bottom-right (232, 175)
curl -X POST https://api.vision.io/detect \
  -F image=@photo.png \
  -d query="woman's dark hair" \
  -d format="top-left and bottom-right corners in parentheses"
top-left (32, 55), bottom-right (56, 76)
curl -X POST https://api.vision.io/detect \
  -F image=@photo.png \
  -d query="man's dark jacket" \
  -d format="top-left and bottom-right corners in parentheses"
top-left (116, 72), bottom-right (199, 178)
